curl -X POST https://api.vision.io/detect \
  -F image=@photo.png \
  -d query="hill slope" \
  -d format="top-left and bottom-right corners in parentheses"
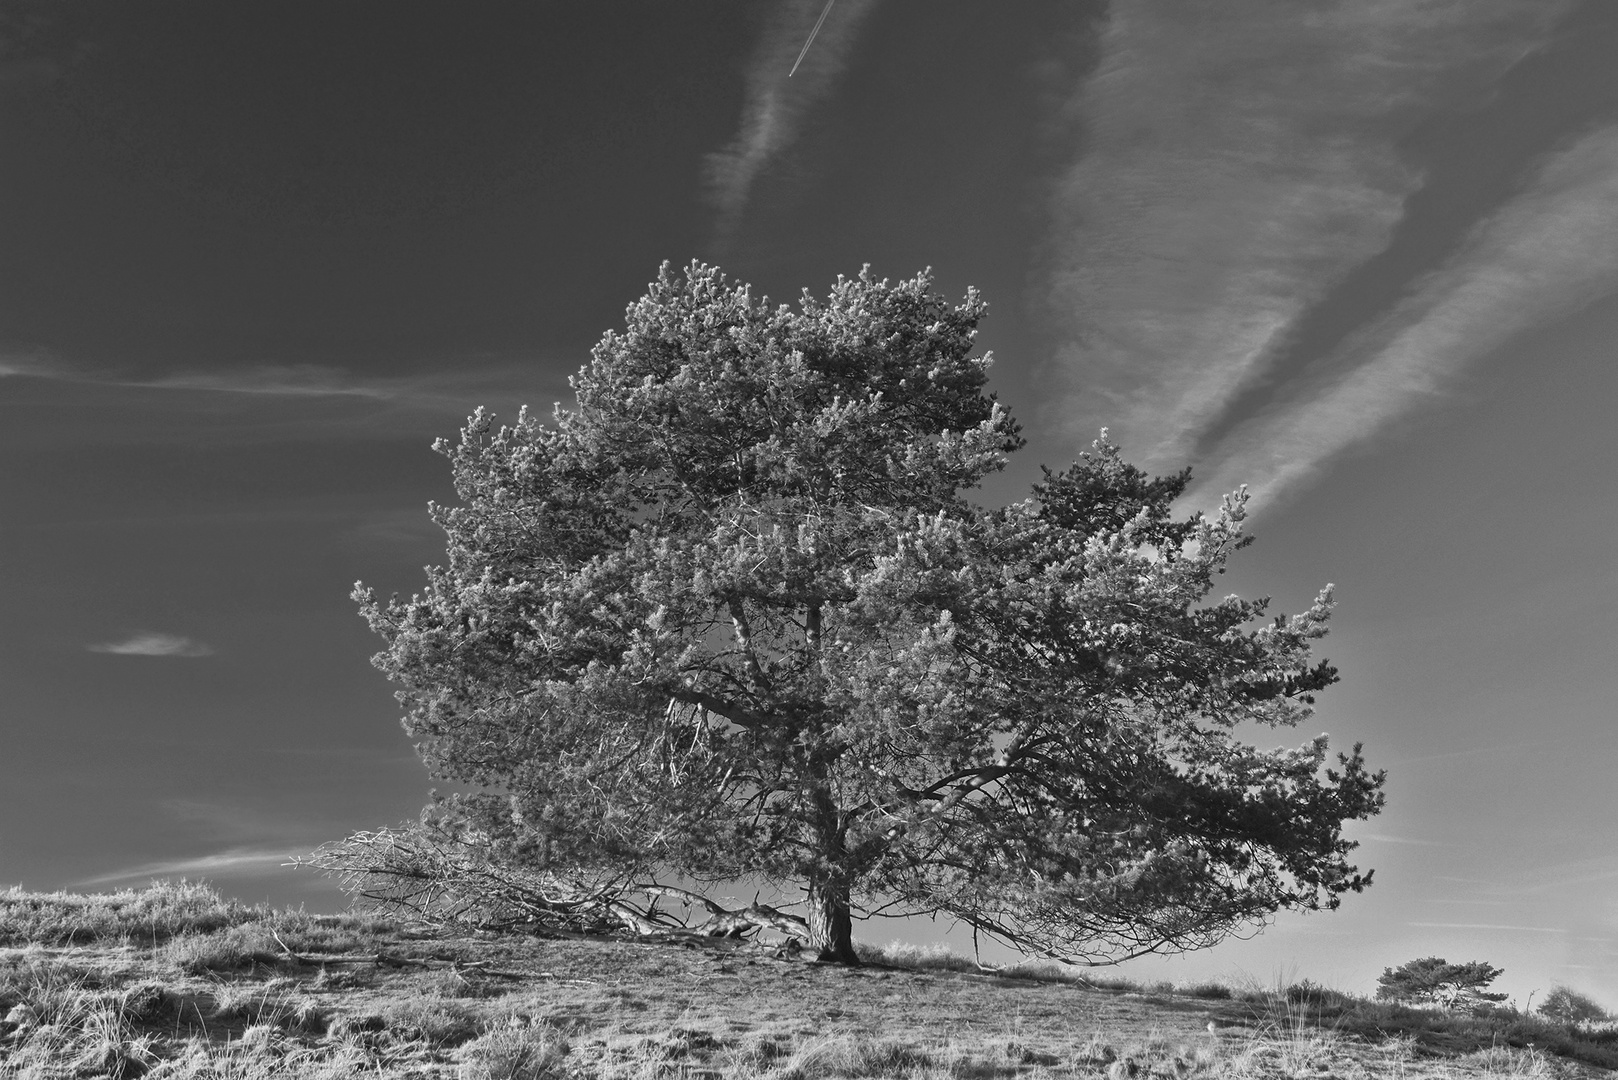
top-left (1, 882), bottom-right (1612, 1078)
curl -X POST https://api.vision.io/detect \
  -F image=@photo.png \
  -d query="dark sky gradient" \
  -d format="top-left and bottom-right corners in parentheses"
top-left (3, 2), bottom-right (1616, 1004)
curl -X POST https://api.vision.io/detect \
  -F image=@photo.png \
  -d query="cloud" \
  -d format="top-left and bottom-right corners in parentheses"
top-left (1408, 922), bottom-right (1569, 933)
top-left (1044, 0), bottom-right (1570, 474)
top-left (705, 0), bottom-right (878, 240)
top-left (1383, 740), bottom-right (1543, 768)
top-left (143, 366), bottom-right (395, 399)
top-left (4, 354), bottom-right (405, 401)
top-left (340, 507), bottom-right (447, 551)
top-left (1518, 858), bottom-right (1618, 895)
top-left (0, 353), bottom-right (54, 378)
top-left (1194, 124), bottom-right (1618, 505)
top-left (1429, 855), bottom-right (1618, 902)
top-left (0, 354), bottom-right (574, 445)
top-left (1354, 833), bottom-right (1445, 847)
top-left (75, 847), bottom-right (298, 886)
top-left (88, 632), bottom-right (214, 657)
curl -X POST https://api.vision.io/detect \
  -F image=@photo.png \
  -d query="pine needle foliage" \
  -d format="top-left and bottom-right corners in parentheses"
top-left (1376, 957), bottom-right (1507, 1008)
top-left (354, 262), bottom-right (1385, 963)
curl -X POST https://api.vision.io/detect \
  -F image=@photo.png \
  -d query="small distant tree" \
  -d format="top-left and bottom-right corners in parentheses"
top-left (352, 262), bottom-right (1386, 965)
top-left (1539, 985), bottom-right (1610, 1024)
top-left (1376, 957), bottom-right (1507, 1009)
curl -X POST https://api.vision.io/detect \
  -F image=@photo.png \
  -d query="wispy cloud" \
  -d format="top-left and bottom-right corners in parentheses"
top-left (0, 354), bottom-right (573, 444)
top-left (1195, 124), bottom-right (1618, 505)
top-left (1383, 741), bottom-right (1543, 768)
top-left (6, 354), bottom-right (420, 401)
top-left (76, 847), bottom-right (297, 886)
top-left (0, 353), bottom-right (55, 378)
top-left (1354, 833), bottom-right (1445, 847)
top-left (1408, 922), bottom-right (1569, 933)
top-left (1427, 855), bottom-right (1618, 902)
top-left (87, 632), bottom-right (214, 657)
top-left (1044, 0), bottom-right (1569, 475)
top-left (705, 0), bottom-right (878, 241)
top-left (1518, 858), bottom-right (1618, 895)
top-left (144, 365), bottom-right (394, 399)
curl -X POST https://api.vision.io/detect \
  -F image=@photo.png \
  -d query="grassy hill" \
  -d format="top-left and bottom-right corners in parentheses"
top-left (1, 881), bottom-right (1613, 1078)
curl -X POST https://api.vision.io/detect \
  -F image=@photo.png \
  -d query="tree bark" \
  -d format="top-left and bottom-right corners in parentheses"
top-left (806, 879), bottom-right (860, 965)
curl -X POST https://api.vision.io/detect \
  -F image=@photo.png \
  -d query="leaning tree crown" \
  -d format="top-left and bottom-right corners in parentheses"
top-left (354, 262), bottom-right (1385, 964)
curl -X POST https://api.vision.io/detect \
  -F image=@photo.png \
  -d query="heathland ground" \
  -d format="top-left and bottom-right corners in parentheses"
top-left (1, 881), bottom-right (1614, 1078)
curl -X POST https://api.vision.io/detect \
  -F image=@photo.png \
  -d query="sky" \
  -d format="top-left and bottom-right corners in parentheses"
top-left (2, 0), bottom-right (1616, 1006)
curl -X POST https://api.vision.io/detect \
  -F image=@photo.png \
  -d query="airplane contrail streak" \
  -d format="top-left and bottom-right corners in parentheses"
top-left (790, 0), bottom-right (837, 77)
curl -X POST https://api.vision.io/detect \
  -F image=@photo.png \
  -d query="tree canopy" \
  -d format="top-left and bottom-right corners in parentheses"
top-left (1376, 957), bottom-right (1507, 1009)
top-left (354, 262), bottom-right (1385, 964)
top-left (1538, 986), bottom-right (1611, 1025)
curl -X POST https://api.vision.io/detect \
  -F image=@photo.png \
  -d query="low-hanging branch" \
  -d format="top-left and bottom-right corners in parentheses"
top-left (295, 824), bottom-right (811, 945)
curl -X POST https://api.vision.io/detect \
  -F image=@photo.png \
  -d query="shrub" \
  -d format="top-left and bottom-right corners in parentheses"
top-left (1074, 972), bottom-right (1142, 993)
top-left (1287, 979), bottom-right (1349, 1009)
top-left (1182, 981), bottom-right (1233, 1000)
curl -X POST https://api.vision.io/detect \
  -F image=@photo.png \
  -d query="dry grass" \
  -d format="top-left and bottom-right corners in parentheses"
top-left (0, 883), bottom-right (1613, 1078)
top-left (0, 880), bottom-right (252, 947)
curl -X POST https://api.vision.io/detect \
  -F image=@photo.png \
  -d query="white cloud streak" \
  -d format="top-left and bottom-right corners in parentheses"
top-left (1382, 740), bottom-right (1543, 768)
top-left (1195, 125), bottom-right (1618, 505)
top-left (144, 366), bottom-right (394, 399)
top-left (1354, 833), bottom-right (1445, 847)
top-left (0, 353), bottom-right (56, 378)
top-left (1045, 0), bottom-right (1570, 474)
top-left (1408, 922), bottom-right (1569, 933)
top-left (76, 847), bottom-right (297, 886)
top-left (0, 354), bottom-right (575, 444)
top-left (6, 355), bottom-right (431, 402)
top-left (705, 0), bottom-right (878, 240)
top-left (88, 632), bottom-right (214, 657)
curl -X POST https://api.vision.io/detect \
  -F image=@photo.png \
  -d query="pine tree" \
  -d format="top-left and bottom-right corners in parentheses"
top-left (354, 262), bottom-right (1385, 964)
top-left (1377, 957), bottom-right (1507, 1008)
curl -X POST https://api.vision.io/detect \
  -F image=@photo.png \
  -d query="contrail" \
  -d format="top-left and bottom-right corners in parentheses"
top-left (790, 0), bottom-right (837, 77)
top-left (1042, 0), bottom-right (1570, 479)
top-left (705, 0), bottom-right (877, 243)
top-left (77, 847), bottom-right (298, 885)
top-left (1190, 124), bottom-right (1618, 508)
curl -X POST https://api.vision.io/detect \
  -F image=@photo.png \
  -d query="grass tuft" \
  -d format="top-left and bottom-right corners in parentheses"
top-left (0, 879), bottom-right (253, 946)
top-left (461, 1022), bottom-right (572, 1080)
top-left (379, 993), bottom-right (482, 1046)
top-left (768, 1032), bottom-right (936, 1079)
top-left (162, 926), bottom-right (283, 975)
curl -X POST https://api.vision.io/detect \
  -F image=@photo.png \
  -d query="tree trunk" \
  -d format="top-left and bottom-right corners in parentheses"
top-left (806, 879), bottom-right (860, 965)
